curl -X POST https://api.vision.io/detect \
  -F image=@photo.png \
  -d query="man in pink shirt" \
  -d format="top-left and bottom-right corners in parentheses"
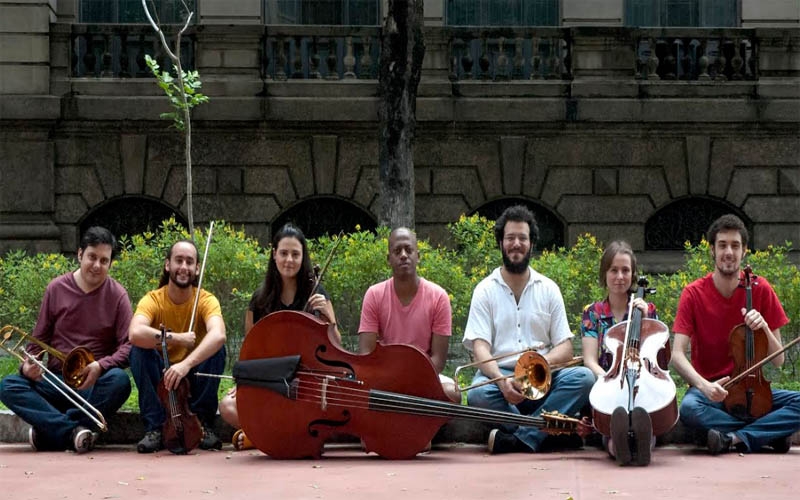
top-left (358, 227), bottom-right (459, 403)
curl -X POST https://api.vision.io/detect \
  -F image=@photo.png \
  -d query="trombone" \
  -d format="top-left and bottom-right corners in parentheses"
top-left (455, 347), bottom-right (583, 400)
top-left (0, 325), bottom-right (108, 432)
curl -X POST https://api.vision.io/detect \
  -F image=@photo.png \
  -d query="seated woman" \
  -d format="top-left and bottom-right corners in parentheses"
top-left (219, 223), bottom-right (340, 450)
top-left (581, 240), bottom-right (658, 466)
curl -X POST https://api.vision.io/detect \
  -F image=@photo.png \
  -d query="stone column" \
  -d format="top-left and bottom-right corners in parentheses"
top-left (741, 0), bottom-right (800, 27)
top-left (0, 0), bottom-right (61, 253)
top-left (562, 0), bottom-right (624, 27)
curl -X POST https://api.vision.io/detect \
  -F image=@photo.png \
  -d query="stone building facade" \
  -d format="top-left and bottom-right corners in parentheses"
top-left (1, 0), bottom-right (798, 271)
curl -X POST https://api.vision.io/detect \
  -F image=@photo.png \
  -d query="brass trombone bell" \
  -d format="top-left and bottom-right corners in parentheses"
top-left (0, 325), bottom-right (107, 431)
top-left (455, 349), bottom-right (584, 401)
top-left (0, 324), bottom-right (93, 389)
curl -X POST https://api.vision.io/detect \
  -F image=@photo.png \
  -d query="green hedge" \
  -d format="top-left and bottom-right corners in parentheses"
top-left (1, 216), bottom-right (798, 387)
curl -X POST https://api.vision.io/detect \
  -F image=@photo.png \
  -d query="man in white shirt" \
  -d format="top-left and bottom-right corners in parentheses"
top-left (463, 205), bottom-right (593, 454)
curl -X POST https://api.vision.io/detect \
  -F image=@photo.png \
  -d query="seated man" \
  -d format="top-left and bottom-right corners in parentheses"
top-left (129, 239), bottom-right (226, 453)
top-left (672, 214), bottom-right (800, 454)
top-left (359, 227), bottom-right (460, 404)
top-left (0, 226), bottom-right (132, 453)
top-left (463, 205), bottom-right (594, 454)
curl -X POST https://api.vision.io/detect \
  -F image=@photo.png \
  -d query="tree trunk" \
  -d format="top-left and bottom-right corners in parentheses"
top-left (378, 0), bottom-right (425, 229)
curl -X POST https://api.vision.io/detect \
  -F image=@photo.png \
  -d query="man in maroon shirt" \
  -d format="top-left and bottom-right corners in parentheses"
top-left (0, 226), bottom-right (133, 453)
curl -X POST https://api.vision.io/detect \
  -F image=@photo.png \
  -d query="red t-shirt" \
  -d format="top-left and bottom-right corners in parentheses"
top-left (672, 272), bottom-right (789, 381)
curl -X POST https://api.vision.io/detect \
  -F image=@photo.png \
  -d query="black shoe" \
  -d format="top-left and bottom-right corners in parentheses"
top-left (610, 406), bottom-right (631, 466)
top-left (769, 435), bottom-right (792, 454)
top-left (630, 407), bottom-right (652, 466)
top-left (200, 423), bottom-right (222, 450)
top-left (707, 429), bottom-right (733, 456)
top-left (487, 429), bottom-right (531, 454)
top-left (137, 430), bottom-right (164, 453)
top-left (71, 426), bottom-right (96, 454)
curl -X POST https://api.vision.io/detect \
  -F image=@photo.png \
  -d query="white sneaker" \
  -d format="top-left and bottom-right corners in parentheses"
top-left (71, 426), bottom-right (95, 454)
top-left (28, 427), bottom-right (38, 451)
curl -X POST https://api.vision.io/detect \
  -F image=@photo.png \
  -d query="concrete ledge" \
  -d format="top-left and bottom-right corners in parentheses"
top-left (3, 409), bottom-right (798, 447)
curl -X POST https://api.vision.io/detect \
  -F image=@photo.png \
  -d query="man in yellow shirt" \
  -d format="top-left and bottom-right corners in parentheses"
top-left (129, 240), bottom-right (226, 453)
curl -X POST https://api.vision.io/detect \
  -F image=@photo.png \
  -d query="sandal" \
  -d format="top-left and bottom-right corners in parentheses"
top-left (232, 429), bottom-right (255, 451)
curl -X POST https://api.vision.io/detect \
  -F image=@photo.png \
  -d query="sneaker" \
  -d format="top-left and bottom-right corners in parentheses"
top-left (71, 426), bottom-right (95, 454)
top-left (137, 430), bottom-right (164, 453)
top-left (630, 407), bottom-right (653, 466)
top-left (610, 406), bottom-right (631, 466)
top-left (707, 429), bottom-right (733, 456)
top-left (28, 427), bottom-right (39, 451)
top-left (769, 435), bottom-right (792, 454)
top-left (487, 429), bottom-right (531, 454)
top-left (200, 423), bottom-right (222, 451)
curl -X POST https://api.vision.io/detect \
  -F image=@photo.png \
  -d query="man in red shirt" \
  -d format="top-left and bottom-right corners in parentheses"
top-left (672, 214), bottom-right (800, 454)
top-left (0, 227), bottom-right (132, 453)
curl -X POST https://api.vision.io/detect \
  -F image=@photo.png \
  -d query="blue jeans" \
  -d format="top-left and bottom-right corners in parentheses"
top-left (680, 387), bottom-right (800, 451)
top-left (129, 345), bottom-right (225, 431)
top-left (467, 366), bottom-right (594, 451)
top-left (0, 368), bottom-right (131, 450)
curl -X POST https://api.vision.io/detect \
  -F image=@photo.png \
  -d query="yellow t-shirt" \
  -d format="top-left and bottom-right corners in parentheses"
top-left (135, 286), bottom-right (222, 363)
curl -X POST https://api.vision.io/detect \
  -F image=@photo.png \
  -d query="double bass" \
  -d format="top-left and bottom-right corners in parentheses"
top-left (589, 277), bottom-right (678, 437)
top-left (234, 310), bottom-right (590, 459)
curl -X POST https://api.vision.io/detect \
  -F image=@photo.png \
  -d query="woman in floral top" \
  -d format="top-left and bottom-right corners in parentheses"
top-left (580, 240), bottom-right (658, 467)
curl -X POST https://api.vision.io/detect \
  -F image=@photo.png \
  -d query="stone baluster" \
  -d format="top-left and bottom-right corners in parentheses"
top-left (262, 36), bottom-right (272, 80)
top-left (100, 34), bottom-right (113, 77)
top-left (83, 35), bottom-right (97, 77)
top-left (730, 38), bottom-right (743, 80)
top-left (698, 38), bottom-right (711, 80)
top-left (461, 37), bottom-right (474, 79)
top-left (325, 38), bottom-right (339, 80)
top-left (714, 37), bottom-right (727, 81)
top-left (664, 38), bottom-right (677, 79)
top-left (680, 38), bottom-right (692, 79)
top-left (645, 37), bottom-right (660, 80)
top-left (561, 38), bottom-right (571, 79)
top-left (135, 34), bottom-right (148, 77)
top-left (291, 36), bottom-right (304, 78)
top-left (119, 32), bottom-right (130, 78)
top-left (309, 37), bottom-right (321, 79)
top-left (359, 36), bottom-right (373, 79)
top-left (547, 37), bottom-right (559, 79)
top-left (478, 36), bottom-right (490, 80)
top-left (495, 37), bottom-right (508, 80)
top-left (512, 37), bottom-right (524, 79)
top-left (343, 36), bottom-right (356, 79)
top-left (530, 36), bottom-right (540, 79)
top-left (275, 37), bottom-right (287, 81)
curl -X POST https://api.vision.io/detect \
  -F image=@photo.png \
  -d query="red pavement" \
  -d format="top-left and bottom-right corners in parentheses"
top-left (0, 443), bottom-right (795, 500)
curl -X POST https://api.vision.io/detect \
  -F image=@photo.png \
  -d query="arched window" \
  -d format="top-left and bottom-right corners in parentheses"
top-left (271, 197), bottom-right (377, 240)
top-left (470, 198), bottom-right (565, 250)
top-left (645, 197), bottom-right (750, 250)
top-left (79, 196), bottom-right (186, 241)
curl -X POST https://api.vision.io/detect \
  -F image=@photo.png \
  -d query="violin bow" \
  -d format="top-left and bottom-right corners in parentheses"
top-left (305, 230), bottom-right (344, 307)
top-left (187, 221), bottom-right (215, 334)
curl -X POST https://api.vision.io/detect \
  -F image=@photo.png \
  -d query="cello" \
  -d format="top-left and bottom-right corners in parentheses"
top-left (723, 265), bottom-right (772, 421)
top-left (589, 277), bottom-right (678, 437)
top-left (234, 310), bottom-right (590, 459)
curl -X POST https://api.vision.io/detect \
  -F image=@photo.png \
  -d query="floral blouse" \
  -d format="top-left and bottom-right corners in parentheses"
top-left (580, 298), bottom-right (658, 371)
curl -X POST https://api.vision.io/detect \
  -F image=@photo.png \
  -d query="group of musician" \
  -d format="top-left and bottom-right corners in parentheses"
top-left (1, 207), bottom-right (798, 464)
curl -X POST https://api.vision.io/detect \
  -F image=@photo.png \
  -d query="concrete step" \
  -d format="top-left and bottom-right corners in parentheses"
top-left (3, 409), bottom-right (797, 447)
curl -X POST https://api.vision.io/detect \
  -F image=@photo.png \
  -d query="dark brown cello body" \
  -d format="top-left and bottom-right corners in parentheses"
top-left (236, 310), bottom-right (587, 459)
top-left (724, 266), bottom-right (772, 420)
top-left (589, 279), bottom-right (678, 437)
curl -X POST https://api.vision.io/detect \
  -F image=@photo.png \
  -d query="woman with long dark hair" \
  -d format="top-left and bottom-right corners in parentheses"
top-left (219, 223), bottom-right (340, 450)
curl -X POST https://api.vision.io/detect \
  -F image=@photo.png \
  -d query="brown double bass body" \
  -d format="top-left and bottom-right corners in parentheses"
top-left (235, 310), bottom-right (588, 459)
top-left (589, 279), bottom-right (678, 437)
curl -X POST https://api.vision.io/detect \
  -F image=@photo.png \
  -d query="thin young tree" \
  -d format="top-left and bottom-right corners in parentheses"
top-left (378, 0), bottom-right (425, 228)
top-left (141, 0), bottom-right (207, 234)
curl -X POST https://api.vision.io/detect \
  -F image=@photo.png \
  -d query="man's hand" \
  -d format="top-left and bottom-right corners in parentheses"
top-left (701, 376), bottom-right (730, 402)
top-left (170, 331), bottom-right (196, 349)
top-left (162, 360), bottom-right (191, 391)
top-left (498, 377), bottom-right (526, 405)
top-left (742, 308), bottom-right (768, 333)
top-left (76, 361), bottom-right (102, 390)
top-left (21, 352), bottom-right (45, 381)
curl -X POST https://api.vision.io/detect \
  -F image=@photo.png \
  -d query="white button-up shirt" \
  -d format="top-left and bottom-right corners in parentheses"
top-left (463, 266), bottom-right (573, 371)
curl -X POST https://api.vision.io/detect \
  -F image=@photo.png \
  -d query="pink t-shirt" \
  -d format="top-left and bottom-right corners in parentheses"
top-left (673, 272), bottom-right (789, 381)
top-left (358, 277), bottom-right (452, 355)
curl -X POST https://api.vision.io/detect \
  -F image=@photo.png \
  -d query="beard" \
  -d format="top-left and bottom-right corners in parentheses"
top-left (502, 248), bottom-right (531, 274)
top-left (170, 269), bottom-right (195, 289)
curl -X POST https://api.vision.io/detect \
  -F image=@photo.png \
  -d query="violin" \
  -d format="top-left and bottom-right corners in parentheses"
top-left (157, 325), bottom-right (203, 454)
top-left (723, 266), bottom-right (772, 420)
top-left (589, 277), bottom-right (678, 437)
top-left (235, 310), bottom-right (590, 459)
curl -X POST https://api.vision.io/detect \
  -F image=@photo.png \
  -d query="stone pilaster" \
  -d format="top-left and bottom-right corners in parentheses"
top-left (0, 0), bottom-right (54, 95)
